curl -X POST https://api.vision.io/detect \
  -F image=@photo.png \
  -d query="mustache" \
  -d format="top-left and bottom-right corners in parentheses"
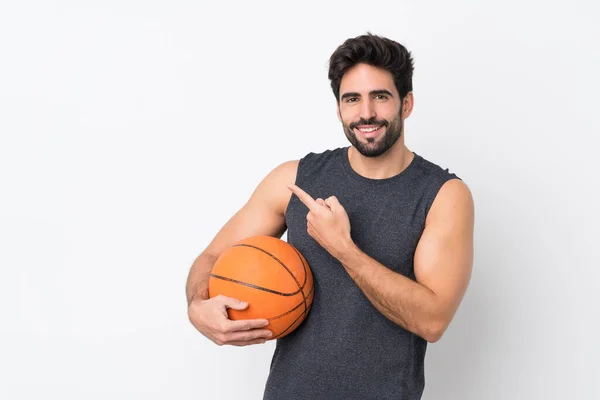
top-left (349, 118), bottom-right (389, 130)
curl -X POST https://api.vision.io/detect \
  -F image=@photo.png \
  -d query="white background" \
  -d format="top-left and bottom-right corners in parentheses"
top-left (1, 1), bottom-right (599, 399)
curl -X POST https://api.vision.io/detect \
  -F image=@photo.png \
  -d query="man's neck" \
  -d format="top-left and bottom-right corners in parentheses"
top-left (347, 142), bottom-right (414, 180)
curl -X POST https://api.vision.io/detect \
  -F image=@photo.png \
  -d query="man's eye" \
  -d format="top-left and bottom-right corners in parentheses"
top-left (346, 97), bottom-right (358, 103)
top-left (375, 95), bottom-right (388, 100)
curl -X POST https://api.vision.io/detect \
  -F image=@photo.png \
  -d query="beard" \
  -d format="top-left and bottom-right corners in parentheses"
top-left (343, 109), bottom-right (403, 158)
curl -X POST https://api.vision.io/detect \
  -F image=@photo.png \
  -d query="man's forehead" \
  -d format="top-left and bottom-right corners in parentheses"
top-left (340, 64), bottom-right (397, 94)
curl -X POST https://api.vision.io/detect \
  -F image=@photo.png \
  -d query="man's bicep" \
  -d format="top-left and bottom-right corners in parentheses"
top-left (414, 179), bottom-right (474, 323)
top-left (202, 160), bottom-right (298, 259)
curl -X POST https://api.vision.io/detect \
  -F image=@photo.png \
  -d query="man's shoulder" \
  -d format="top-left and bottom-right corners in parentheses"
top-left (272, 147), bottom-right (344, 171)
top-left (413, 152), bottom-right (460, 181)
top-left (411, 153), bottom-right (472, 220)
top-left (409, 152), bottom-right (469, 212)
top-left (297, 146), bottom-right (346, 172)
top-left (267, 159), bottom-right (300, 185)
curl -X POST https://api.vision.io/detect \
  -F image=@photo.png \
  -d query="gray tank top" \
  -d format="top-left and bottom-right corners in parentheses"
top-left (263, 146), bottom-right (460, 400)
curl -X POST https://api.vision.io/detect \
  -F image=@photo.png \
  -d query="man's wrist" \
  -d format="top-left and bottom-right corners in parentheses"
top-left (335, 238), bottom-right (361, 267)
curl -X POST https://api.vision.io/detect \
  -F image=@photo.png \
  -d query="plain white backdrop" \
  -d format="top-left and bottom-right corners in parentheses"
top-left (1, 1), bottom-right (598, 399)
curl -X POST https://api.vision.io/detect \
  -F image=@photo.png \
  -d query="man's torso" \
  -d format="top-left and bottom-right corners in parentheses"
top-left (263, 147), bottom-right (458, 400)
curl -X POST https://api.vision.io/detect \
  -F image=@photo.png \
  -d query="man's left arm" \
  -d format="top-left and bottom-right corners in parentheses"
top-left (337, 179), bottom-right (474, 342)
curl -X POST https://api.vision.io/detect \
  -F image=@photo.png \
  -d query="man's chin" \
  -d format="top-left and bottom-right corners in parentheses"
top-left (354, 142), bottom-right (390, 157)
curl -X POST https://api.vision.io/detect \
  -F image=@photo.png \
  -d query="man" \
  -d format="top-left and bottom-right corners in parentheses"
top-left (186, 33), bottom-right (474, 399)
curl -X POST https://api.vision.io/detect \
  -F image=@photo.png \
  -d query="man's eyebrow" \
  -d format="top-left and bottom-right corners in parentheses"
top-left (341, 92), bottom-right (361, 100)
top-left (340, 90), bottom-right (394, 100)
top-left (370, 89), bottom-right (394, 97)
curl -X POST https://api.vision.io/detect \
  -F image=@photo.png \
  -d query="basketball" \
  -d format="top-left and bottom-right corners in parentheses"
top-left (208, 235), bottom-right (314, 340)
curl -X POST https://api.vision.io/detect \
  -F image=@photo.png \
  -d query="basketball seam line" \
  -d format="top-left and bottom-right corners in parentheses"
top-left (232, 244), bottom-right (309, 313)
top-left (224, 241), bottom-right (313, 339)
top-left (209, 273), bottom-right (298, 296)
top-left (272, 302), bottom-right (314, 340)
top-left (290, 246), bottom-right (310, 315)
top-left (267, 282), bottom-right (315, 321)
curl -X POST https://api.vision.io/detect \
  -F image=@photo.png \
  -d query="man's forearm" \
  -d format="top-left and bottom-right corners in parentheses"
top-left (186, 252), bottom-right (217, 305)
top-left (337, 244), bottom-right (445, 342)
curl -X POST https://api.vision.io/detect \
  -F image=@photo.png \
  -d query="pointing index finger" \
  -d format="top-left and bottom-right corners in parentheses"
top-left (287, 184), bottom-right (318, 211)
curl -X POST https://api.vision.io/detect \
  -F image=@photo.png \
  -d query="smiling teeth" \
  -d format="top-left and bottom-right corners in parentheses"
top-left (359, 126), bottom-right (380, 132)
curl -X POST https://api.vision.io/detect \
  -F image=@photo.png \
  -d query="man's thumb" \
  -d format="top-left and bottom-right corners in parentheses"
top-left (221, 296), bottom-right (249, 310)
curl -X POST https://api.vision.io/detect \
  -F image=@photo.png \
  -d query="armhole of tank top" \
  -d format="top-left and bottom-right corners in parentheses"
top-left (283, 154), bottom-right (310, 219)
top-left (423, 173), bottom-right (462, 222)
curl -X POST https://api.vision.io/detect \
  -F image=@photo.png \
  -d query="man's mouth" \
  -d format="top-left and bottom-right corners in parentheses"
top-left (355, 125), bottom-right (384, 138)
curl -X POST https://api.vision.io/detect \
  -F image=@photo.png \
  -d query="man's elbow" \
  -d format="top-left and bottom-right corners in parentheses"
top-left (420, 319), bottom-right (449, 343)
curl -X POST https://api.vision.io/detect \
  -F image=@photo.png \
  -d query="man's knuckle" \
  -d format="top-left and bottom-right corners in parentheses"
top-left (218, 333), bottom-right (229, 343)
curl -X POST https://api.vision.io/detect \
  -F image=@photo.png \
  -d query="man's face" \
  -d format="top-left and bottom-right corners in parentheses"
top-left (337, 63), bottom-right (406, 157)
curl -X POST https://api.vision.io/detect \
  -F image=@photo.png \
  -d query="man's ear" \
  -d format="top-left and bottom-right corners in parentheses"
top-left (336, 103), bottom-right (342, 122)
top-left (402, 92), bottom-right (415, 119)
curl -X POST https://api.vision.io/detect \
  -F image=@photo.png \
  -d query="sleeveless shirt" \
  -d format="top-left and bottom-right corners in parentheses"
top-left (262, 146), bottom-right (460, 400)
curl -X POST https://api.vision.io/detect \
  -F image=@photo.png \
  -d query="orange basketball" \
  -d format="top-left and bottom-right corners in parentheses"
top-left (208, 235), bottom-right (314, 340)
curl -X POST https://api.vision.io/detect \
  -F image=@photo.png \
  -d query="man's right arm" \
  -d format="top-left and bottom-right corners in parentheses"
top-left (186, 160), bottom-right (298, 346)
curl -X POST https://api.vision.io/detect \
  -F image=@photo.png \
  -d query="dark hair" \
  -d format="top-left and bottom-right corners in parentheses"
top-left (328, 33), bottom-right (414, 102)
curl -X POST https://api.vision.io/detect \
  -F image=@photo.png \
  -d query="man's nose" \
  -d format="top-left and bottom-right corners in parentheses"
top-left (358, 99), bottom-right (376, 121)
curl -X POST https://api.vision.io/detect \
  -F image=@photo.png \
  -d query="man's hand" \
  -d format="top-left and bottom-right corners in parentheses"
top-left (188, 295), bottom-right (273, 346)
top-left (287, 183), bottom-right (353, 259)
